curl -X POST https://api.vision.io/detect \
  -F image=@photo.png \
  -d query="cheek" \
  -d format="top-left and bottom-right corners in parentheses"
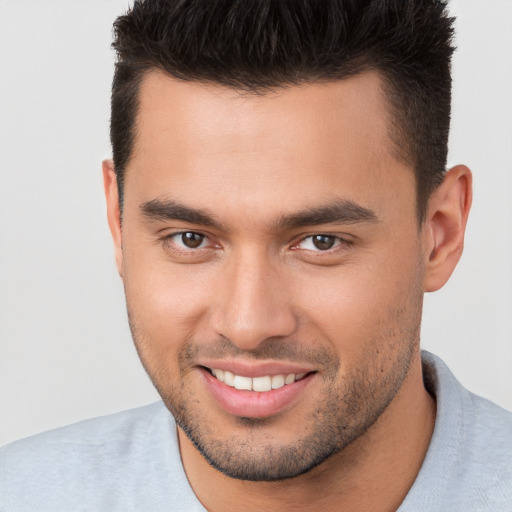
top-left (122, 247), bottom-right (214, 346)
top-left (292, 248), bottom-right (424, 358)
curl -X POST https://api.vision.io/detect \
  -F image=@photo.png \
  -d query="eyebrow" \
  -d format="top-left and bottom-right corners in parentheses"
top-left (140, 197), bottom-right (378, 231)
top-left (273, 199), bottom-right (378, 230)
top-left (141, 199), bottom-right (227, 231)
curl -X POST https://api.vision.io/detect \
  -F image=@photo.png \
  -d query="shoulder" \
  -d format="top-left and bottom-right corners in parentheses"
top-left (1, 401), bottom-right (167, 462)
top-left (0, 402), bottom-right (202, 511)
top-left (401, 352), bottom-right (512, 511)
top-left (455, 386), bottom-right (512, 507)
top-left (422, 350), bottom-right (512, 462)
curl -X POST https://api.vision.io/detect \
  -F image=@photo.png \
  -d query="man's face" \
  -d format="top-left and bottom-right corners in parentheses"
top-left (116, 71), bottom-right (427, 480)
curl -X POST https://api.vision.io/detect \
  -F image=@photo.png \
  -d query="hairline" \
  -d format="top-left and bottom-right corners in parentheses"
top-left (116, 65), bottom-right (428, 226)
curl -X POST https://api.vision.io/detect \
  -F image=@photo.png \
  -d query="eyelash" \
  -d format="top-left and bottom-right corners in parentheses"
top-left (161, 231), bottom-right (353, 256)
top-left (292, 234), bottom-right (352, 252)
top-left (161, 231), bottom-right (214, 252)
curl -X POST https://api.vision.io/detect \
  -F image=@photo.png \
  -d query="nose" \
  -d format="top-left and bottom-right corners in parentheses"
top-left (211, 249), bottom-right (297, 351)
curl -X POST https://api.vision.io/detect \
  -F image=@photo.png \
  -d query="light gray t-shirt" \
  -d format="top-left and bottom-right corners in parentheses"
top-left (1, 351), bottom-right (511, 511)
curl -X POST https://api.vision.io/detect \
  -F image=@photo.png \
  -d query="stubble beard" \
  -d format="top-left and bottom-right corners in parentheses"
top-left (127, 306), bottom-right (421, 482)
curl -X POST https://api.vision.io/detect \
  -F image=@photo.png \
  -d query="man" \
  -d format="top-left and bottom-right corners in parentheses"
top-left (1, 0), bottom-right (510, 510)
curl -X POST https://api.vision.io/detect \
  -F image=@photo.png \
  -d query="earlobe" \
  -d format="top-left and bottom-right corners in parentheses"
top-left (423, 165), bottom-right (472, 292)
top-left (102, 159), bottom-right (124, 278)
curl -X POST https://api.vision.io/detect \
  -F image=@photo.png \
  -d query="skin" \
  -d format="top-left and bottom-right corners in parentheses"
top-left (103, 70), bottom-right (472, 511)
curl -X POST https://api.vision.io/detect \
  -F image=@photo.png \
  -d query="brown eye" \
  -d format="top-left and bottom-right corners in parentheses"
top-left (180, 232), bottom-right (205, 249)
top-left (312, 234), bottom-right (336, 250)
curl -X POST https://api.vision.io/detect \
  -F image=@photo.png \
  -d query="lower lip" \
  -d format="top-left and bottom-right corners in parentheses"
top-left (200, 368), bottom-right (314, 419)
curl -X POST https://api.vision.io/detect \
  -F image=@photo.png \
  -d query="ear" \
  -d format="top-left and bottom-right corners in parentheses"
top-left (422, 165), bottom-right (472, 292)
top-left (102, 159), bottom-right (124, 278)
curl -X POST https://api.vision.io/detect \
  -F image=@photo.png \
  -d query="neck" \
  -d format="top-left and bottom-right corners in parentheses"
top-left (178, 351), bottom-right (436, 512)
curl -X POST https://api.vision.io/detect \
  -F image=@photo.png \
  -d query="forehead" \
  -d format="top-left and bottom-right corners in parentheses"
top-left (126, 70), bottom-right (415, 224)
top-left (133, 70), bottom-right (392, 160)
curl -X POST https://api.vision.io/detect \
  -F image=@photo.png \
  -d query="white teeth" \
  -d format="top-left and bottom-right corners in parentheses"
top-left (233, 375), bottom-right (252, 391)
top-left (224, 371), bottom-right (235, 386)
top-left (252, 376), bottom-right (272, 392)
top-left (284, 374), bottom-right (295, 385)
top-left (210, 369), bottom-right (308, 392)
top-left (271, 374), bottom-right (285, 389)
top-left (212, 369), bottom-right (225, 382)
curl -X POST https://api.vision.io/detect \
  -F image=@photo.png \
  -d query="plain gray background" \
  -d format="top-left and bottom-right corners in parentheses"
top-left (1, 0), bottom-right (511, 446)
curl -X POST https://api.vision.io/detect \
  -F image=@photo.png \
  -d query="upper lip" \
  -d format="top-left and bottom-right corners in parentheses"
top-left (199, 359), bottom-right (315, 378)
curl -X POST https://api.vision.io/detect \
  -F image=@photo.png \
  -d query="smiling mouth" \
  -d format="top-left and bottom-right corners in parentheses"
top-left (204, 367), bottom-right (312, 392)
